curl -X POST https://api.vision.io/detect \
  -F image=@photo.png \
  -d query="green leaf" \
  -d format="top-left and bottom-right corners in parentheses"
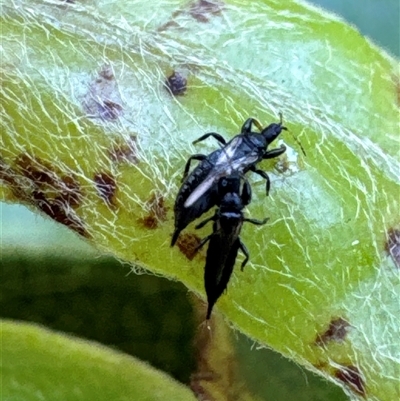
top-left (1, 319), bottom-right (196, 401)
top-left (1, 1), bottom-right (399, 400)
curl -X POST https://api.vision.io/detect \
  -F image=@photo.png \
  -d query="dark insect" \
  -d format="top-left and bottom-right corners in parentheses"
top-left (171, 115), bottom-right (286, 246)
top-left (195, 174), bottom-right (268, 319)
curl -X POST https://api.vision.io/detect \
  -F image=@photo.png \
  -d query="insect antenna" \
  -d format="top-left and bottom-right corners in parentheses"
top-left (289, 131), bottom-right (306, 156)
top-left (279, 112), bottom-right (306, 156)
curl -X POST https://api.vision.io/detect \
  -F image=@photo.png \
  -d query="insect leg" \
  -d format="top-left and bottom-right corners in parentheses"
top-left (241, 178), bottom-right (252, 206)
top-left (263, 145), bottom-right (287, 160)
top-left (195, 215), bottom-right (216, 229)
top-left (195, 234), bottom-right (212, 252)
top-left (250, 167), bottom-right (271, 196)
top-left (241, 118), bottom-right (263, 134)
top-left (238, 239), bottom-right (250, 271)
top-left (192, 133), bottom-right (226, 146)
top-left (182, 154), bottom-right (207, 180)
top-left (243, 217), bottom-right (269, 225)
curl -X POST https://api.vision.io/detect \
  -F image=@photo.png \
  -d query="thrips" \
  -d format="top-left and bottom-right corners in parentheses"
top-left (171, 115), bottom-right (286, 246)
top-left (195, 174), bottom-right (268, 319)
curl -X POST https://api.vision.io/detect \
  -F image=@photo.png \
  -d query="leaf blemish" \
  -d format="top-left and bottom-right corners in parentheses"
top-left (14, 154), bottom-right (87, 237)
top-left (109, 135), bottom-right (139, 165)
top-left (385, 227), bottom-right (400, 268)
top-left (83, 65), bottom-right (123, 121)
top-left (98, 65), bottom-right (115, 81)
top-left (177, 233), bottom-right (203, 260)
top-left (99, 100), bottom-right (123, 120)
top-left (138, 192), bottom-right (168, 229)
top-left (158, 0), bottom-right (224, 31)
top-left (335, 365), bottom-right (366, 396)
top-left (94, 172), bottom-right (117, 206)
top-left (32, 190), bottom-right (88, 237)
top-left (315, 317), bottom-right (351, 345)
top-left (189, 0), bottom-right (224, 23)
top-left (17, 154), bottom-right (56, 185)
top-left (165, 71), bottom-right (187, 96)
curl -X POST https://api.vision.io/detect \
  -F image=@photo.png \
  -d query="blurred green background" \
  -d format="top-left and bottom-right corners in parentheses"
top-left (309, 0), bottom-right (399, 57)
top-left (1, 1), bottom-right (398, 400)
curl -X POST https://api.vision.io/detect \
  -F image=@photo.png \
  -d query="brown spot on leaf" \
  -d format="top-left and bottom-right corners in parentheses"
top-left (315, 317), bottom-right (351, 345)
top-left (386, 228), bottom-right (400, 268)
top-left (158, 0), bottom-right (224, 31)
top-left (16, 155), bottom-right (82, 205)
top-left (98, 65), bottom-right (114, 80)
top-left (189, 0), bottom-right (224, 22)
top-left (7, 154), bottom-right (87, 237)
top-left (57, 175), bottom-right (82, 207)
top-left (83, 64), bottom-right (123, 120)
top-left (32, 190), bottom-right (87, 237)
top-left (138, 192), bottom-right (168, 229)
top-left (109, 135), bottom-right (139, 164)
top-left (177, 233), bottom-right (203, 260)
top-left (94, 172), bottom-right (117, 206)
top-left (335, 365), bottom-right (366, 396)
top-left (98, 100), bottom-right (123, 120)
top-left (17, 154), bottom-right (56, 185)
top-left (166, 71), bottom-right (187, 96)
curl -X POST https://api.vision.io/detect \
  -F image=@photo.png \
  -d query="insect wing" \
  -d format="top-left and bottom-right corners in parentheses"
top-left (184, 138), bottom-right (259, 208)
top-left (215, 136), bottom-right (243, 166)
top-left (184, 170), bottom-right (222, 208)
top-left (183, 141), bottom-right (237, 207)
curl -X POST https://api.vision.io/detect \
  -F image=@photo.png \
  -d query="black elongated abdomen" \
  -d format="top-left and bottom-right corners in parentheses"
top-left (204, 231), bottom-right (241, 319)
